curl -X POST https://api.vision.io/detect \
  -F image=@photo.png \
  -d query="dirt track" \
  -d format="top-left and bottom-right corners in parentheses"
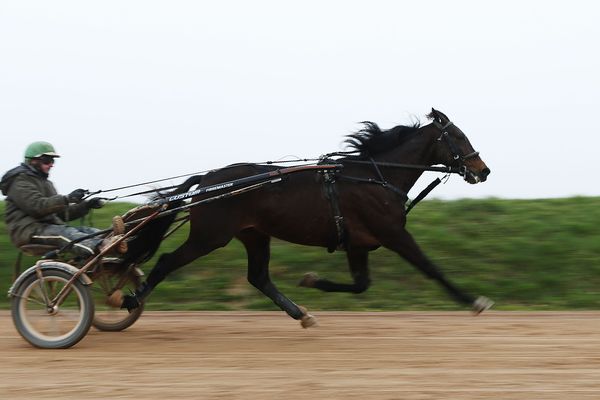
top-left (1, 310), bottom-right (600, 399)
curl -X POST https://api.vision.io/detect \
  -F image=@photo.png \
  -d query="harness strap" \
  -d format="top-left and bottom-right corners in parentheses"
top-left (162, 214), bottom-right (191, 240)
top-left (405, 177), bottom-right (442, 214)
top-left (369, 156), bottom-right (386, 183)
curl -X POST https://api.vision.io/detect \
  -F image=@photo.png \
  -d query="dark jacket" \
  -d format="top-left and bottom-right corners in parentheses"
top-left (0, 163), bottom-right (90, 246)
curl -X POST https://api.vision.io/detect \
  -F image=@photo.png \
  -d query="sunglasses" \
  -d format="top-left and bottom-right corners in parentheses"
top-left (38, 156), bottom-right (56, 165)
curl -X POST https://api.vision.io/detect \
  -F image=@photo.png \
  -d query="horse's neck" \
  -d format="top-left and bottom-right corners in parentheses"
top-left (376, 128), bottom-right (438, 194)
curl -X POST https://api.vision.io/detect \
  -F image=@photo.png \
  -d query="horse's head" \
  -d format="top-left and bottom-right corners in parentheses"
top-left (427, 108), bottom-right (490, 184)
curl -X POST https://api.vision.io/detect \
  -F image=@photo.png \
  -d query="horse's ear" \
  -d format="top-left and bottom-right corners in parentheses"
top-left (436, 109), bottom-right (449, 122)
top-left (427, 108), bottom-right (441, 122)
top-left (430, 108), bottom-right (450, 123)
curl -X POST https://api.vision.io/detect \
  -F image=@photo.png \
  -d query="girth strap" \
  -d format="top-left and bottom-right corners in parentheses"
top-left (322, 169), bottom-right (346, 253)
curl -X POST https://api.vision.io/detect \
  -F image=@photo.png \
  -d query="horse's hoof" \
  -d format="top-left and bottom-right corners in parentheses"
top-left (106, 290), bottom-right (123, 308)
top-left (298, 272), bottom-right (319, 288)
top-left (301, 314), bottom-right (318, 328)
top-left (121, 294), bottom-right (141, 312)
top-left (297, 305), bottom-right (318, 328)
top-left (472, 296), bottom-right (494, 315)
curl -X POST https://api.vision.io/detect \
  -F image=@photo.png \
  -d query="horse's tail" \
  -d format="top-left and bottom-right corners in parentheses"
top-left (168, 174), bottom-right (204, 197)
top-left (122, 175), bottom-right (204, 264)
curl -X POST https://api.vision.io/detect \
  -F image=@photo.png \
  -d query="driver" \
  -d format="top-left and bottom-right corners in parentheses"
top-left (0, 141), bottom-right (125, 258)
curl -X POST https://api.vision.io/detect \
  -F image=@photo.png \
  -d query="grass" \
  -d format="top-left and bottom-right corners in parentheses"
top-left (1, 197), bottom-right (600, 311)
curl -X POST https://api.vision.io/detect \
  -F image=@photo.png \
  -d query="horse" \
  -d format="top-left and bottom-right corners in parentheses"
top-left (120, 108), bottom-right (492, 327)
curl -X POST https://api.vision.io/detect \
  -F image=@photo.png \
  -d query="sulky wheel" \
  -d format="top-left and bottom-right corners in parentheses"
top-left (89, 266), bottom-right (144, 332)
top-left (11, 268), bottom-right (95, 349)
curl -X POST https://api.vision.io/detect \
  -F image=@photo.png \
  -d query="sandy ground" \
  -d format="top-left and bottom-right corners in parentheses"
top-left (1, 310), bottom-right (600, 399)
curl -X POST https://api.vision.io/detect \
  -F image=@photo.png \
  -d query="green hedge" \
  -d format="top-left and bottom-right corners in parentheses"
top-left (2, 197), bottom-right (599, 311)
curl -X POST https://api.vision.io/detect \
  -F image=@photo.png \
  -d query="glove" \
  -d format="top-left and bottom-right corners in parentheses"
top-left (66, 188), bottom-right (87, 203)
top-left (87, 198), bottom-right (105, 209)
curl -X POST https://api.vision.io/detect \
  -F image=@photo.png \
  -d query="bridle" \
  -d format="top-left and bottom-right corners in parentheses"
top-left (432, 120), bottom-right (480, 178)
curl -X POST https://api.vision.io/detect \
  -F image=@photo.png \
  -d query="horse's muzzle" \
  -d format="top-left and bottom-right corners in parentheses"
top-left (479, 167), bottom-right (491, 182)
top-left (464, 167), bottom-right (490, 184)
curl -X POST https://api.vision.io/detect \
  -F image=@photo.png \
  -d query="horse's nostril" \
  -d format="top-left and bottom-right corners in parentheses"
top-left (482, 168), bottom-right (491, 177)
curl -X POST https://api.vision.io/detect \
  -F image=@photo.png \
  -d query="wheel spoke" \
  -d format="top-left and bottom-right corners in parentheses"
top-left (27, 286), bottom-right (50, 307)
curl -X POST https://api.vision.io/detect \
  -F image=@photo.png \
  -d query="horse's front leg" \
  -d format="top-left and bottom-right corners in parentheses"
top-left (380, 228), bottom-right (493, 314)
top-left (237, 228), bottom-right (317, 328)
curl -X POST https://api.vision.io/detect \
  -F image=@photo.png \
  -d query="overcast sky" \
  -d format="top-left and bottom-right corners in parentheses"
top-left (1, 1), bottom-right (598, 202)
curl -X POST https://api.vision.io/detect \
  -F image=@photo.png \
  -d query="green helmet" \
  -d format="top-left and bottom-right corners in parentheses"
top-left (24, 141), bottom-right (61, 161)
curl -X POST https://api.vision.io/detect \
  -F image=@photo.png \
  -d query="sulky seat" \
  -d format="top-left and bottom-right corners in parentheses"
top-left (18, 244), bottom-right (59, 257)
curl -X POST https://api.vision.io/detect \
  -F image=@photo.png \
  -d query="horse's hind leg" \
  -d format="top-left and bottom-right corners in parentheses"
top-left (237, 228), bottom-right (317, 328)
top-left (381, 229), bottom-right (493, 314)
top-left (121, 236), bottom-right (229, 311)
top-left (299, 247), bottom-right (371, 293)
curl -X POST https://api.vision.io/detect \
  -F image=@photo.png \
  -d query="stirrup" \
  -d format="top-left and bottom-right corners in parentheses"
top-left (101, 256), bottom-right (124, 264)
top-left (112, 215), bottom-right (125, 235)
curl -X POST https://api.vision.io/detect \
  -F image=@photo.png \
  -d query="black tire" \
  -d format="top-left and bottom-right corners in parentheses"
top-left (11, 268), bottom-right (94, 349)
top-left (89, 267), bottom-right (145, 332)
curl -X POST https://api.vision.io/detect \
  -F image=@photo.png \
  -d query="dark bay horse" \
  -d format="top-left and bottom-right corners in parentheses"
top-left (121, 108), bottom-right (493, 327)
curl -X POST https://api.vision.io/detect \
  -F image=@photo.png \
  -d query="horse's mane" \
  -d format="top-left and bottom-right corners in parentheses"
top-left (344, 121), bottom-right (421, 157)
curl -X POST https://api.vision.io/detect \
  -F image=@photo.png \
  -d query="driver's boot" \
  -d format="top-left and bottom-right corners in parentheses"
top-left (98, 235), bottom-right (128, 255)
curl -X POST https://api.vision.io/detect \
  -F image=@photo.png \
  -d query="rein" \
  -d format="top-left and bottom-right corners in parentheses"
top-left (87, 159), bottom-right (456, 203)
top-left (83, 170), bottom-right (210, 201)
top-left (83, 159), bottom-right (326, 201)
